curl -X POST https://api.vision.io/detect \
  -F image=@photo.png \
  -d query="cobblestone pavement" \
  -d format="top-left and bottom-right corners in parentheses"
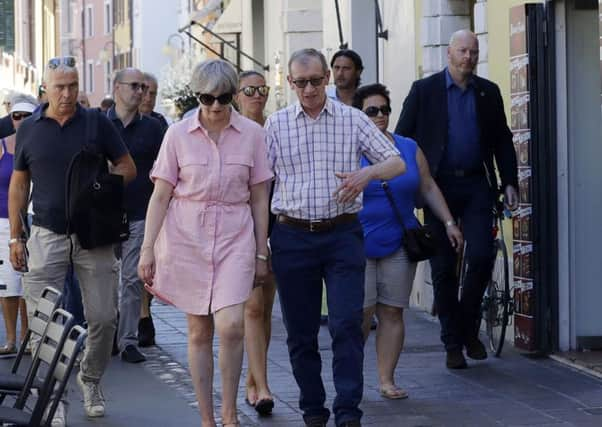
top-left (150, 299), bottom-right (602, 427)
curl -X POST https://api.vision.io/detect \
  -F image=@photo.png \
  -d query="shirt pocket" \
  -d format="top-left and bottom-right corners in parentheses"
top-left (223, 154), bottom-right (253, 189)
top-left (179, 157), bottom-right (210, 189)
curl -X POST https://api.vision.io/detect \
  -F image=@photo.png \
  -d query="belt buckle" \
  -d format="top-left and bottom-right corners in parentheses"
top-left (309, 220), bottom-right (322, 232)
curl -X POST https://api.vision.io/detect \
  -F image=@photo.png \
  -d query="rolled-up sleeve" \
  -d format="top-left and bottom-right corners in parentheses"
top-left (150, 126), bottom-right (178, 187)
top-left (357, 114), bottom-right (400, 164)
top-left (249, 128), bottom-right (274, 186)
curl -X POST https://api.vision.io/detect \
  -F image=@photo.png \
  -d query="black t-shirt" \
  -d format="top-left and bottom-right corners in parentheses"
top-left (107, 108), bottom-right (163, 221)
top-left (149, 111), bottom-right (169, 135)
top-left (0, 115), bottom-right (15, 138)
top-left (14, 103), bottom-right (128, 234)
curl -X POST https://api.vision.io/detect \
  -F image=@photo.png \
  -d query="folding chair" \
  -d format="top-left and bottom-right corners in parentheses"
top-left (0, 310), bottom-right (81, 426)
top-left (0, 287), bottom-right (62, 402)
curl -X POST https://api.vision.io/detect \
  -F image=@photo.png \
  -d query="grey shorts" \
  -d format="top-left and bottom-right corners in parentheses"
top-left (364, 246), bottom-right (417, 308)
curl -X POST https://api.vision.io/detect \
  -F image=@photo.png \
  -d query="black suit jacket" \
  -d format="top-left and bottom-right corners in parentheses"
top-left (395, 70), bottom-right (518, 190)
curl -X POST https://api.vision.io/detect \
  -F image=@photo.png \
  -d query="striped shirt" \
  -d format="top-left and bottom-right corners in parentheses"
top-left (265, 98), bottom-right (400, 220)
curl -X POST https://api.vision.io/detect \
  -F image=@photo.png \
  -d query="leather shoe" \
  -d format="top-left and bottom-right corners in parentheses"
top-left (339, 420), bottom-right (361, 427)
top-left (465, 338), bottom-right (488, 360)
top-left (446, 349), bottom-right (467, 369)
top-left (121, 345), bottom-right (146, 363)
top-left (138, 316), bottom-right (156, 347)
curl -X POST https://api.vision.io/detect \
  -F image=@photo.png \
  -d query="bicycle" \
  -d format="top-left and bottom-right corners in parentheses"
top-left (480, 194), bottom-right (514, 357)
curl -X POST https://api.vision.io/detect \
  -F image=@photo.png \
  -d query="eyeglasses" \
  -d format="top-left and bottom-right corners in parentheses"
top-left (196, 93), bottom-right (233, 106)
top-left (364, 105), bottom-right (392, 117)
top-left (118, 82), bottom-right (149, 92)
top-left (47, 56), bottom-right (76, 69)
top-left (291, 77), bottom-right (325, 89)
top-left (240, 85), bottom-right (270, 97)
top-left (11, 112), bottom-right (32, 121)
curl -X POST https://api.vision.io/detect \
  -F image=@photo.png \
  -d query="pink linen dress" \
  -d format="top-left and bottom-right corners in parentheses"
top-left (149, 108), bottom-right (273, 315)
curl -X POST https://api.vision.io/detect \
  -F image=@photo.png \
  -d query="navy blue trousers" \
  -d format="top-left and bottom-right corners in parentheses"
top-left (63, 264), bottom-right (86, 326)
top-left (425, 176), bottom-right (494, 351)
top-left (270, 219), bottom-right (365, 426)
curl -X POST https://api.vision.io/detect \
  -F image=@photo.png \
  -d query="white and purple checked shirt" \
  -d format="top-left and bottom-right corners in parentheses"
top-left (265, 98), bottom-right (400, 220)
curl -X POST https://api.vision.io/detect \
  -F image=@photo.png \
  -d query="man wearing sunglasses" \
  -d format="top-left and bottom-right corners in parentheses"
top-left (395, 30), bottom-right (518, 370)
top-left (110, 68), bottom-right (163, 365)
top-left (8, 57), bottom-right (136, 425)
top-left (265, 48), bottom-right (406, 427)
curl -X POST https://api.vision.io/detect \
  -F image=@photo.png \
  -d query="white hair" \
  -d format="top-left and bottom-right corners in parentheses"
top-left (190, 59), bottom-right (238, 95)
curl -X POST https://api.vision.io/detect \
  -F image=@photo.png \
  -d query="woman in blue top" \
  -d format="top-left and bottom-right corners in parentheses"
top-left (354, 84), bottom-right (462, 399)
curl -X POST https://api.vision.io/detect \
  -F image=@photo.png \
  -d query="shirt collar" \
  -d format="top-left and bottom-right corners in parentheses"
top-left (445, 67), bottom-right (475, 90)
top-left (186, 107), bottom-right (242, 134)
top-left (107, 106), bottom-right (142, 127)
top-left (34, 102), bottom-right (84, 122)
top-left (293, 97), bottom-right (335, 119)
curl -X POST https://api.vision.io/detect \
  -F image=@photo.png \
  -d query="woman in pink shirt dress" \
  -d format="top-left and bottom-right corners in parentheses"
top-left (138, 60), bottom-right (273, 427)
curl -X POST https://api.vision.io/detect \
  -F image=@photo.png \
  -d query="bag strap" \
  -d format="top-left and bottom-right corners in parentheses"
top-left (381, 181), bottom-right (410, 234)
top-left (85, 108), bottom-right (98, 146)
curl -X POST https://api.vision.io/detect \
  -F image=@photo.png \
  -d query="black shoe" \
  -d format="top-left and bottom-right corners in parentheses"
top-left (121, 345), bottom-right (147, 363)
top-left (138, 316), bottom-right (156, 347)
top-left (339, 420), bottom-right (362, 427)
top-left (465, 338), bottom-right (488, 360)
top-left (305, 416), bottom-right (327, 427)
top-left (254, 398), bottom-right (274, 416)
top-left (446, 349), bottom-right (467, 369)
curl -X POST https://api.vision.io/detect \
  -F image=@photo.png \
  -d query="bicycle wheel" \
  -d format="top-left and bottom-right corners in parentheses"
top-left (483, 237), bottom-right (510, 357)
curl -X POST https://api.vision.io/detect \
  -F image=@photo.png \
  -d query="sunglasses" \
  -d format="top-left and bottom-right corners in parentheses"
top-left (291, 77), bottom-right (325, 89)
top-left (48, 56), bottom-right (76, 69)
top-left (240, 85), bottom-right (270, 97)
top-left (364, 105), bottom-right (392, 117)
top-left (119, 82), bottom-right (149, 92)
top-left (196, 93), bottom-right (233, 106)
top-left (11, 112), bottom-right (32, 121)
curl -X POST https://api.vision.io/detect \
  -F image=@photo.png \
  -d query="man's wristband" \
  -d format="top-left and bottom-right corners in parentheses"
top-left (8, 237), bottom-right (24, 247)
top-left (444, 220), bottom-right (456, 228)
top-left (256, 254), bottom-right (269, 262)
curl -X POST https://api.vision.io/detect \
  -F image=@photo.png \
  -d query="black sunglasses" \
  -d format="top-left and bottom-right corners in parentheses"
top-left (196, 93), bottom-right (233, 106)
top-left (48, 56), bottom-right (76, 69)
top-left (291, 77), bottom-right (325, 89)
top-left (240, 85), bottom-right (270, 97)
top-left (11, 112), bottom-right (32, 121)
top-left (364, 105), bottom-right (392, 118)
top-left (119, 82), bottom-right (149, 92)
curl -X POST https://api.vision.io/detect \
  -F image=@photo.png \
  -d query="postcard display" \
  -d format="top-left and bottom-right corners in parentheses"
top-left (510, 6), bottom-right (535, 351)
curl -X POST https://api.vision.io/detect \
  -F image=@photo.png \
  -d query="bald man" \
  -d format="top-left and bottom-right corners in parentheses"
top-left (395, 30), bottom-right (518, 369)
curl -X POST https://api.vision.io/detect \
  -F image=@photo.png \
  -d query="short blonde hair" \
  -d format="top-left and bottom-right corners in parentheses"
top-left (190, 59), bottom-right (238, 95)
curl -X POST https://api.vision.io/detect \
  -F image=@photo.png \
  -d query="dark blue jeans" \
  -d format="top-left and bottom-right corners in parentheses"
top-left (425, 175), bottom-right (494, 351)
top-left (270, 219), bottom-right (365, 426)
top-left (63, 264), bottom-right (86, 326)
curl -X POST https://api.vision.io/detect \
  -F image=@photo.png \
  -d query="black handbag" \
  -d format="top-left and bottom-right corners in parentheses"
top-left (381, 181), bottom-right (437, 262)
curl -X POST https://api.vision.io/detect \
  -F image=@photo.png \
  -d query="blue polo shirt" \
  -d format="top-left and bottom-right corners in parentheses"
top-left (440, 68), bottom-right (481, 171)
top-left (14, 103), bottom-right (128, 234)
top-left (359, 134), bottom-right (420, 258)
top-left (107, 107), bottom-right (163, 221)
top-left (0, 115), bottom-right (14, 138)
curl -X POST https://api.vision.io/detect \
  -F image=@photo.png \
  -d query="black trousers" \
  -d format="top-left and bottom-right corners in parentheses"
top-left (425, 175), bottom-right (495, 352)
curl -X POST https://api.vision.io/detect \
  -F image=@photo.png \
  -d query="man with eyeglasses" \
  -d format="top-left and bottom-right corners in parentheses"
top-left (327, 49), bottom-right (364, 106)
top-left (395, 30), bottom-right (518, 370)
top-left (8, 56), bottom-right (136, 425)
top-left (109, 68), bottom-right (163, 364)
top-left (265, 48), bottom-right (406, 427)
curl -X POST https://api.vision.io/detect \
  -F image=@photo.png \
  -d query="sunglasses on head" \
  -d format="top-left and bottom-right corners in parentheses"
top-left (196, 93), bottom-right (233, 106)
top-left (364, 105), bottom-right (391, 117)
top-left (119, 81), bottom-right (149, 92)
top-left (240, 85), bottom-right (270, 97)
top-left (11, 112), bottom-right (32, 121)
top-left (47, 56), bottom-right (76, 69)
top-left (291, 76), bottom-right (325, 89)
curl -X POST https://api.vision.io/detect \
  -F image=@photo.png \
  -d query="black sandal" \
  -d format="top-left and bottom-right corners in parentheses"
top-left (254, 398), bottom-right (274, 416)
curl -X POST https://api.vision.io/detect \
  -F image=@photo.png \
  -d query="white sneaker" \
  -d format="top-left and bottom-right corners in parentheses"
top-left (51, 401), bottom-right (67, 427)
top-left (76, 372), bottom-right (105, 417)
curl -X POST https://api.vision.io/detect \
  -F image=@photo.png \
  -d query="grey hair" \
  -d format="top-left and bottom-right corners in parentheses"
top-left (288, 48), bottom-right (328, 74)
top-left (449, 29), bottom-right (478, 46)
top-left (112, 67), bottom-right (143, 87)
top-left (10, 93), bottom-right (38, 106)
top-left (43, 63), bottom-right (78, 83)
top-left (143, 72), bottom-right (158, 85)
top-left (190, 59), bottom-right (238, 95)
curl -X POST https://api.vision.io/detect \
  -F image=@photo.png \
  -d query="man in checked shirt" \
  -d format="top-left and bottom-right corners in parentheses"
top-left (265, 48), bottom-right (406, 427)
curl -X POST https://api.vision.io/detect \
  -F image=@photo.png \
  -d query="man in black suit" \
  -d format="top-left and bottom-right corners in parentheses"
top-left (395, 29), bottom-right (518, 369)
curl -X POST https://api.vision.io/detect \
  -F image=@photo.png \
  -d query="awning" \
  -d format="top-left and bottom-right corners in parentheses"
top-left (212, 0), bottom-right (242, 34)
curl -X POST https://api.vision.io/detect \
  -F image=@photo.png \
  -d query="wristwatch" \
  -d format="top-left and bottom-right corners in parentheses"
top-left (8, 238), bottom-right (23, 247)
top-left (256, 254), bottom-right (269, 262)
top-left (444, 219), bottom-right (456, 228)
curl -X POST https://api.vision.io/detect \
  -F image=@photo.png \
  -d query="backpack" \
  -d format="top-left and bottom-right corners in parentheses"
top-left (65, 109), bottom-right (129, 249)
